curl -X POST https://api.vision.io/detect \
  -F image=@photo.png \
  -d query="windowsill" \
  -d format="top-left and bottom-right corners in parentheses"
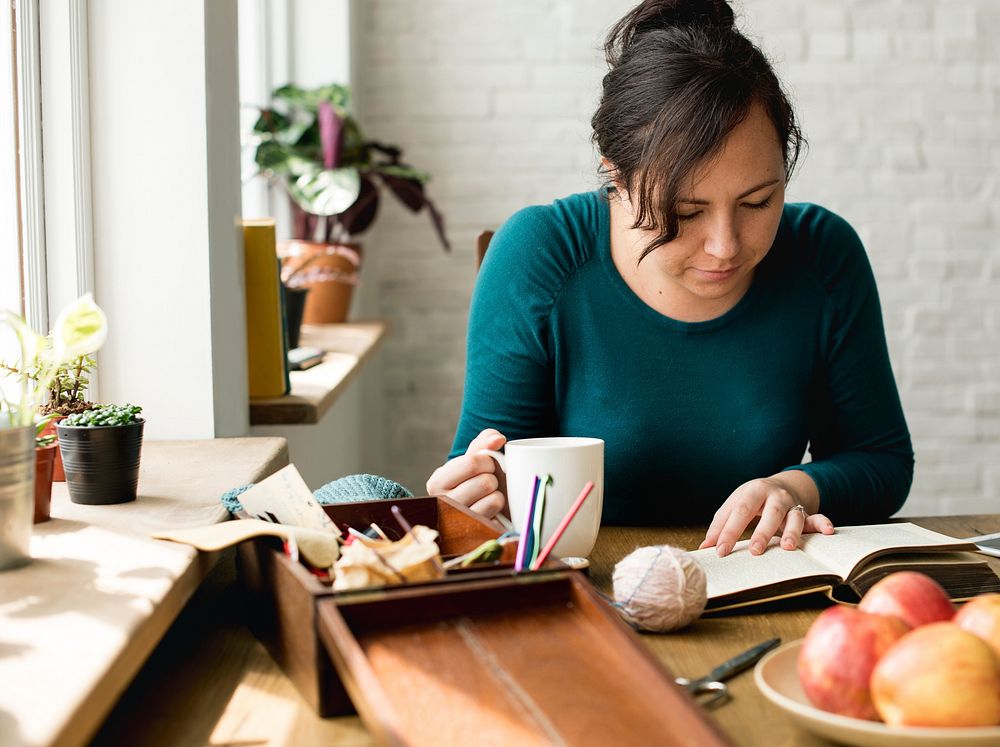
top-left (248, 320), bottom-right (389, 426)
top-left (0, 437), bottom-right (289, 747)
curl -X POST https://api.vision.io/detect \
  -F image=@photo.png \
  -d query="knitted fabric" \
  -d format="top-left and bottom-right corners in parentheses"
top-left (220, 473), bottom-right (413, 515)
top-left (314, 473), bottom-right (413, 503)
top-left (220, 484), bottom-right (254, 514)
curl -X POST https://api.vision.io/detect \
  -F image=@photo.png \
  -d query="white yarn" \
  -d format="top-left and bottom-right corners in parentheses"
top-left (612, 545), bottom-right (707, 633)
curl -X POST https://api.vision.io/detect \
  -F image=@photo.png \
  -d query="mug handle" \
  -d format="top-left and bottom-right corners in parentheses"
top-left (477, 448), bottom-right (506, 474)
top-left (475, 449), bottom-right (517, 532)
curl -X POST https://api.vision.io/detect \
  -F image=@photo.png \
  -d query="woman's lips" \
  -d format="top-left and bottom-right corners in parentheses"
top-left (692, 267), bottom-right (739, 281)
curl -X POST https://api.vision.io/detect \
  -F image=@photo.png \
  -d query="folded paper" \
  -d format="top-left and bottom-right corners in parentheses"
top-left (153, 519), bottom-right (340, 569)
top-left (334, 525), bottom-right (443, 591)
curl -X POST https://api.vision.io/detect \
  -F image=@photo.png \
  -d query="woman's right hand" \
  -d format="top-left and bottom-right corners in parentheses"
top-left (426, 428), bottom-right (508, 518)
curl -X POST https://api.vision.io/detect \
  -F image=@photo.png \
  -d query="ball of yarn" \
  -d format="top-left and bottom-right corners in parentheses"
top-left (314, 474), bottom-right (413, 503)
top-left (612, 545), bottom-right (707, 633)
top-left (220, 474), bottom-right (413, 515)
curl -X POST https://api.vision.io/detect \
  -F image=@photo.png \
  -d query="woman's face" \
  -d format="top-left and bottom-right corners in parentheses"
top-left (622, 104), bottom-right (786, 312)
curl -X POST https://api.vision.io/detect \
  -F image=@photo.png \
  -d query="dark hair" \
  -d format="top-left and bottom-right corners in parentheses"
top-left (592, 0), bottom-right (804, 261)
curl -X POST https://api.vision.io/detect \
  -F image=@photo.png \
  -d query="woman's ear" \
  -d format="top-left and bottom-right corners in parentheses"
top-left (600, 157), bottom-right (633, 213)
top-left (600, 156), bottom-right (621, 187)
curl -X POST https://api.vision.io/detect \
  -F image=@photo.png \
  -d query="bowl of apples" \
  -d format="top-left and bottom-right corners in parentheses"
top-left (754, 572), bottom-right (1000, 746)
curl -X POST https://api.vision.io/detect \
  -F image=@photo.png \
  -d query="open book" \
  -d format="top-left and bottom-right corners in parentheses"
top-left (691, 523), bottom-right (1000, 613)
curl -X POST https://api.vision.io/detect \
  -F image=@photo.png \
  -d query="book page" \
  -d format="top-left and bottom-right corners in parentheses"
top-left (799, 523), bottom-right (972, 581)
top-left (690, 537), bottom-right (831, 599)
top-left (847, 552), bottom-right (1000, 601)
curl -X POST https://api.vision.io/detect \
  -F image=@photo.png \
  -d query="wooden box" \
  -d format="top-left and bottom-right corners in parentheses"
top-left (238, 495), bottom-right (732, 746)
top-left (237, 495), bottom-right (520, 715)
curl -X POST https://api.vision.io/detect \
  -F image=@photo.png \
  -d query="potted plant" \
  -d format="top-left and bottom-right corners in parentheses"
top-left (3, 353), bottom-right (97, 481)
top-left (34, 413), bottom-right (58, 523)
top-left (250, 82), bottom-right (449, 326)
top-left (0, 295), bottom-right (107, 568)
top-left (57, 403), bottom-right (144, 506)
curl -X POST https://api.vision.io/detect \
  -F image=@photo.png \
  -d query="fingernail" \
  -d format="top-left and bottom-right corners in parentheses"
top-left (783, 538), bottom-right (795, 549)
top-left (750, 542), bottom-right (763, 555)
top-left (716, 543), bottom-right (729, 557)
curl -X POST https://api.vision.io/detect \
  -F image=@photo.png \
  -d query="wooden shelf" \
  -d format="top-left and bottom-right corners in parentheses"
top-left (248, 320), bottom-right (388, 426)
top-left (0, 437), bottom-right (289, 747)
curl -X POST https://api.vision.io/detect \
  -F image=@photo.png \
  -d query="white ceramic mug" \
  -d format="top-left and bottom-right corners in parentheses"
top-left (482, 437), bottom-right (604, 559)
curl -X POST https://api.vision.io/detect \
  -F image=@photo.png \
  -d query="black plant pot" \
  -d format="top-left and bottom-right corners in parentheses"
top-left (283, 285), bottom-right (309, 350)
top-left (56, 420), bottom-right (144, 505)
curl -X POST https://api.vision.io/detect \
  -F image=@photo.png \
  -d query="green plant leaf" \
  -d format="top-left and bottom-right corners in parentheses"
top-left (272, 82), bottom-right (350, 112)
top-left (51, 293), bottom-right (107, 362)
top-left (254, 141), bottom-right (315, 176)
top-left (0, 310), bottom-right (43, 366)
top-left (253, 105), bottom-right (314, 146)
top-left (63, 403), bottom-right (142, 427)
top-left (251, 108), bottom-right (289, 136)
top-left (287, 166), bottom-right (361, 216)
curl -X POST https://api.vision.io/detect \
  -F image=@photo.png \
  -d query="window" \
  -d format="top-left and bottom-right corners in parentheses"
top-left (2, 1), bottom-right (26, 320)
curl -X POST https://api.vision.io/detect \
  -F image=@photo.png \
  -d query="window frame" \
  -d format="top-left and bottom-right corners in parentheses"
top-left (12, 0), bottom-right (47, 331)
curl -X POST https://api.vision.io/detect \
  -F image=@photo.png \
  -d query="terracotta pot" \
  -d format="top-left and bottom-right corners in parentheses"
top-left (41, 415), bottom-right (67, 481)
top-left (278, 240), bottom-right (361, 324)
top-left (34, 444), bottom-right (57, 523)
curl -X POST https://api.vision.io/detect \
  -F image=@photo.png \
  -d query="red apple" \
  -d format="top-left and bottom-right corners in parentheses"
top-left (798, 606), bottom-right (910, 720)
top-left (954, 593), bottom-right (1000, 661)
top-left (871, 622), bottom-right (1000, 727)
top-left (857, 571), bottom-right (955, 628)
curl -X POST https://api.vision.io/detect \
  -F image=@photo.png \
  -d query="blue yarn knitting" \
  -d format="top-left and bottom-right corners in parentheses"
top-left (220, 473), bottom-right (414, 515)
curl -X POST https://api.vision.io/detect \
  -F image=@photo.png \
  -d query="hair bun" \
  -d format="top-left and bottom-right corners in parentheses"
top-left (639, 0), bottom-right (734, 31)
top-left (605, 0), bottom-right (735, 63)
top-left (604, 0), bottom-right (736, 67)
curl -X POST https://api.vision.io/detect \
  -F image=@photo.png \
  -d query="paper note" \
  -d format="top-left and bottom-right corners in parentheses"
top-left (154, 519), bottom-right (339, 568)
top-left (238, 464), bottom-right (340, 535)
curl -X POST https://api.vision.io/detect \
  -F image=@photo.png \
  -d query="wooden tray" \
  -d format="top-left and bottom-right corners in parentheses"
top-left (237, 495), bottom-right (521, 714)
top-left (238, 495), bottom-right (731, 745)
top-left (317, 571), bottom-right (732, 747)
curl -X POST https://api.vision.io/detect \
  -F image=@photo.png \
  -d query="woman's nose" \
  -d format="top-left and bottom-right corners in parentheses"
top-left (703, 216), bottom-right (740, 259)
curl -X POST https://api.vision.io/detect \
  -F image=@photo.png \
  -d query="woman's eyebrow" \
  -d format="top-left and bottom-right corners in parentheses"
top-left (678, 179), bottom-right (781, 205)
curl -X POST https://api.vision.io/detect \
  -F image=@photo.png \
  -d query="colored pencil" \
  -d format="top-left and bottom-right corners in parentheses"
top-left (529, 474), bottom-right (551, 568)
top-left (514, 475), bottom-right (542, 572)
top-left (530, 480), bottom-right (594, 571)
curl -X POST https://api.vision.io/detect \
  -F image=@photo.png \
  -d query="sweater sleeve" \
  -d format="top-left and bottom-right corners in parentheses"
top-left (448, 206), bottom-right (563, 459)
top-left (783, 207), bottom-right (914, 523)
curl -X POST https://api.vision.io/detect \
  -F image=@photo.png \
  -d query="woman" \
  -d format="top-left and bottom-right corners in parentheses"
top-left (427, 0), bottom-right (913, 558)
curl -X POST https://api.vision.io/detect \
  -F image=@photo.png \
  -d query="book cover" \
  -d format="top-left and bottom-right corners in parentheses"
top-left (691, 523), bottom-right (1000, 612)
top-left (241, 219), bottom-right (290, 398)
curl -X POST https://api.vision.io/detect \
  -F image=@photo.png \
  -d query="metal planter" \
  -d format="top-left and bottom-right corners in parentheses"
top-left (0, 426), bottom-right (36, 570)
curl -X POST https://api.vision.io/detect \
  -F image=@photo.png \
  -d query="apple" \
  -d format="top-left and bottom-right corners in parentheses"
top-left (857, 571), bottom-right (955, 628)
top-left (871, 622), bottom-right (1000, 727)
top-left (954, 593), bottom-right (1000, 660)
top-left (798, 606), bottom-right (910, 720)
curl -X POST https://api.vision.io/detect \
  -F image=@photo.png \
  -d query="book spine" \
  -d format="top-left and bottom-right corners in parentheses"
top-left (241, 219), bottom-right (290, 398)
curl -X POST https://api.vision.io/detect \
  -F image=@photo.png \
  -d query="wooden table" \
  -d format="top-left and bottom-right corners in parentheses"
top-left (87, 515), bottom-right (1000, 747)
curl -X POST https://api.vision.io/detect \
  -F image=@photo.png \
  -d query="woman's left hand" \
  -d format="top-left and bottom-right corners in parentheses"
top-left (699, 471), bottom-right (835, 557)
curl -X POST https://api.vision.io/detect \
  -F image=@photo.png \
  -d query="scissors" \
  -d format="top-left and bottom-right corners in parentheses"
top-left (675, 637), bottom-right (781, 708)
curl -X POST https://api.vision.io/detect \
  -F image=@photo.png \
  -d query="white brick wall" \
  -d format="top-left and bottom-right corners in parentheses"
top-left (354, 0), bottom-right (1000, 518)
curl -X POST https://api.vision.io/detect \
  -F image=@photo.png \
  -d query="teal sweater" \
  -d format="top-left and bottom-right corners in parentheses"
top-left (451, 190), bottom-right (913, 526)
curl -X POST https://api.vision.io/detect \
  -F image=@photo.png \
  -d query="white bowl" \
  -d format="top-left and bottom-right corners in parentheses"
top-left (753, 639), bottom-right (1000, 747)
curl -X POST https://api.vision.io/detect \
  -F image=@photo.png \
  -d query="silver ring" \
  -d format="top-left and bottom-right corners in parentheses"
top-left (789, 504), bottom-right (808, 517)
